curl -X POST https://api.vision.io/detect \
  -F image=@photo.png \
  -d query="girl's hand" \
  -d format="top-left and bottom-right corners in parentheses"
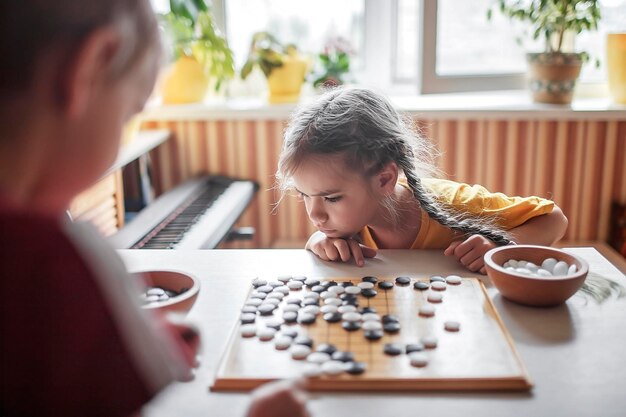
top-left (444, 234), bottom-right (497, 274)
top-left (247, 379), bottom-right (309, 417)
top-left (306, 231), bottom-right (377, 267)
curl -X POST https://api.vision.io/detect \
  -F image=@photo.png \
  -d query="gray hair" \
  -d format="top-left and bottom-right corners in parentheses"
top-left (276, 86), bottom-right (510, 245)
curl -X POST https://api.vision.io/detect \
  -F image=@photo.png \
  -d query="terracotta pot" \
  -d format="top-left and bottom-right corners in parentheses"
top-left (527, 52), bottom-right (582, 104)
top-left (267, 55), bottom-right (307, 104)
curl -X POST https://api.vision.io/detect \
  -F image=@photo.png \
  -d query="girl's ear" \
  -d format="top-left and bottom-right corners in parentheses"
top-left (57, 27), bottom-right (121, 118)
top-left (376, 162), bottom-right (399, 195)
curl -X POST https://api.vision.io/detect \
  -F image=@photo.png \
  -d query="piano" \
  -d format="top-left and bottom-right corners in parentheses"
top-left (109, 175), bottom-right (258, 249)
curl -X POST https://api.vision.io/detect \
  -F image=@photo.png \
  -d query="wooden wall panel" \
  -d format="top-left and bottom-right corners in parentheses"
top-left (143, 119), bottom-right (626, 248)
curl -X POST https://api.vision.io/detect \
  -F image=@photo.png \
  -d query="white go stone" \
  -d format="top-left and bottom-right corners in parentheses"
top-left (362, 313), bottom-right (381, 322)
top-left (345, 286), bottom-right (362, 295)
top-left (517, 260), bottom-right (528, 268)
top-left (277, 275), bottom-right (292, 283)
top-left (307, 352), bottom-right (331, 364)
top-left (358, 282), bottom-right (374, 290)
top-left (324, 298), bottom-right (342, 306)
top-left (302, 305), bottom-right (320, 315)
top-left (321, 360), bottom-right (345, 375)
top-left (320, 304), bottom-right (338, 314)
top-left (525, 262), bottom-right (539, 273)
top-left (553, 261), bottom-right (569, 276)
top-left (362, 321), bottom-right (383, 331)
top-left (418, 305), bottom-right (436, 317)
top-left (250, 291), bottom-right (267, 299)
top-left (283, 304), bottom-right (300, 313)
top-left (274, 336), bottom-right (293, 350)
top-left (337, 305), bottom-right (357, 314)
top-left (409, 352), bottom-right (429, 367)
top-left (568, 264), bottom-right (578, 275)
top-left (303, 292), bottom-right (320, 300)
top-left (515, 267), bottom-right (532, 275)
top-left (320, 291), bottom-right (334, 299)
top-left (427, 292), bottom-right (443, 303)
top-left (257, 327), bottom-right (276, 341)
top-left (282, 311), bottom-right (297, 322)
top-left (240, 324), bottom-right (257, 338)
top-left (537, 268), bottom-right (553, 277)
top-left (266, 292), bottom-right (284, 299)
top-left (444, 320), bottom-right (461, 332)
top-left (342, 312), bottom-right (362, 322)
top-left (328, 285), bottom-right (345, 295)
top-left (274, 285), bottom-right (290, 295)
top-left (245, 298), bottom-right (263, 307)
top-left (263, 297), bottom-right (281, 306)
top-left (445, 275), bottom-right (462, 285)
top-left (541, 258), bottom-right (558, 272)
top-left (508, 259), bottom-right (519, 268)
top-left (421, 336), bottom-right (438, 349)
top-left (287, 281), bottom-right (304, 290)
top-left (290, 344), bottom-right (311, 360)
top-left (431, 281), bottom-right (447, 291)
top-left (292, 276), bottom-right (307, 282)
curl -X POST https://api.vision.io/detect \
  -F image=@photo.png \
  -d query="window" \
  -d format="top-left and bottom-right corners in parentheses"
top-left (153, 0), bottom-right (626, 95)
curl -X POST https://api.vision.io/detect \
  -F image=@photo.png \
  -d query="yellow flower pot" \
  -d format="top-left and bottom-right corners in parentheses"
top-left (607, 33), bottom-right (626, 104)
top-left (267, 56), bottom-right (307, 104)
top-left (161, 56), bottom-right (209, 104)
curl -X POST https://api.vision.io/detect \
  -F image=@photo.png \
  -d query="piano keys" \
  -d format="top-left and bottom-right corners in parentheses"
top-left (109, 175), bottom-right (258, 249)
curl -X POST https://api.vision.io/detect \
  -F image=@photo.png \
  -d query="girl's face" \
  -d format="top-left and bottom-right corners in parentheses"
top-left (291, 154), bottom-right (383, 238)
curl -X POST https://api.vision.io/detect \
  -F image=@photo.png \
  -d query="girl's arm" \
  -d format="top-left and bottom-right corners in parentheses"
top-left (507, 206), bottom-right (568, 245)
top-left (445, 206), bottom-right (569, 274)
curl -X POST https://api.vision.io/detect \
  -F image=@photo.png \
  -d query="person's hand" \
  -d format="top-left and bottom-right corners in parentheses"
top-left (246, 379), bottom-right (309, 417)
top-left (163, 315), bottom-right (201, 381)
top-left (444, 234), bottom-right (497, 274)
top-left (306, 232), bottom-right (376, 267)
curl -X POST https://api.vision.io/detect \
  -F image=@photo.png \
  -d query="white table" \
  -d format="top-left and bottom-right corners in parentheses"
top-left (119, 248), bottom-right (626, 417)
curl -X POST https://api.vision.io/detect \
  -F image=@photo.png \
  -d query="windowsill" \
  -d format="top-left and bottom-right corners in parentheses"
top-left (140, 90), bottom-right (626, 122)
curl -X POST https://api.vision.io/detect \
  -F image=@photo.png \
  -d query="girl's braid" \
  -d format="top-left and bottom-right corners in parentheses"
top-left (398, 155), bottom-right (511, 246)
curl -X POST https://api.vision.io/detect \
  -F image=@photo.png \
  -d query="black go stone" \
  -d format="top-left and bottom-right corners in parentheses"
top-left (378, 281), bottom-right (394, 290)
top-left (342, 321), bottom-right (362, 331)
top-left (360, 307), bottom-right (378, 314)
top-left (364, 329), bottom-right (384, 340)
top-left (413, 281), bottom-right (430, 290)
top-left (362, 276), bottom-right (378, 283)
top-left (320, 281), bottom-right (332, 289)
top-left (340, 293), bottom-right (358, 301)
top-left (316, 343), bottom-right (338, 355)
top-left (361, 288), bottom-right (378, 298)
top-left (327, 281), bottom-right (339, 287)
top-left (406, 343), bottom-right (425, 354)
top-left (382, 314), bottom-right (399, 323)
top-left (345, 361), bottom-right (367, 375)
top-left (395, 276), bottom-right (411, 285)
top-left (323, 312), bottom-right (342, 323)
top-left (383, 322), bottom-right (401, 333)
top-left (342, 299), bottom-right (359, 307)
top-left (294, 336), bottom-right (313, 347)
top-left (383, 343), bottom-right (403, 356)
top-left (332, 351), bottom-right (355, 362)
top-left (341, 281), bottom-right (354, 287)
top-left (430, 275), bottom-right (446, 282)
top-left (311, 285), bottom-right (325, 293)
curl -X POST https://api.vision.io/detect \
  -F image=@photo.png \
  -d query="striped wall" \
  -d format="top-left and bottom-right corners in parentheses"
top-left (142, 119), bottom-right (626, 248)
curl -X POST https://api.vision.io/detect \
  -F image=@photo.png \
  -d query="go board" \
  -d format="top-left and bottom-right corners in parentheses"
top-left (211, 275), bottom-right (532, 391)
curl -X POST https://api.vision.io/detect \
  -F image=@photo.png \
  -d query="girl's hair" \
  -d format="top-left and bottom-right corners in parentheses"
top-left (0, 0), bottom-right (160, 96)
top-left (277, 87), bottom-right (511, 245)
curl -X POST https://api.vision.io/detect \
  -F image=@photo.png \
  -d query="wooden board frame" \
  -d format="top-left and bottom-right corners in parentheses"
top-left (211, 276), bottom-right (532, 392)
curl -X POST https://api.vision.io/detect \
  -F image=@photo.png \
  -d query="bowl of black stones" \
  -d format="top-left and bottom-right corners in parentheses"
top-left (484, 245), bottom-right (588, 307)
top-left (136, 270), bottom-right (200, 314)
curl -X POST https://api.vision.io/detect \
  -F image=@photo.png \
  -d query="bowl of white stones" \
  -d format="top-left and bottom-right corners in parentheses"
top-left (484, 245), bottom-right (589, 307)
top-left (136, 270), bottom-right (200, 314)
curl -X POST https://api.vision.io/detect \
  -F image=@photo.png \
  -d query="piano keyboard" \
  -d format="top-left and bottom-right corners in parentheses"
top-left (109, 175), bottom-right (257, 250)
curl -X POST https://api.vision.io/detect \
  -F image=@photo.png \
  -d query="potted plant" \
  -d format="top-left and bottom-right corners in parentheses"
top-left (488, 0), bottom-right (601, 104)
top-left (312, 37), bottom-right (354, 89)
top-left (159, 0), bottom-right (235, 103)
top-left (240, 32), bottom-right (308, 103)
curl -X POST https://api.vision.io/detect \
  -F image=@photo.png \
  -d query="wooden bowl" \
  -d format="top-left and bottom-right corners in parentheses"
top-left (484, 245), bottom-right (588, 307)
top-left (136, 270), bottom-right (200, 314)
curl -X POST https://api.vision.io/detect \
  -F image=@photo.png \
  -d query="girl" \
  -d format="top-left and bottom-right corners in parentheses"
top-left (277, 87), bottom-right (568, 274)
top-left (0, 1), bottom-right (307, 416)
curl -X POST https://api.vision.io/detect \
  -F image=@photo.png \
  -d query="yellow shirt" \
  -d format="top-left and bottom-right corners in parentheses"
top-left (360, 178), bottom-right (554, 249)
